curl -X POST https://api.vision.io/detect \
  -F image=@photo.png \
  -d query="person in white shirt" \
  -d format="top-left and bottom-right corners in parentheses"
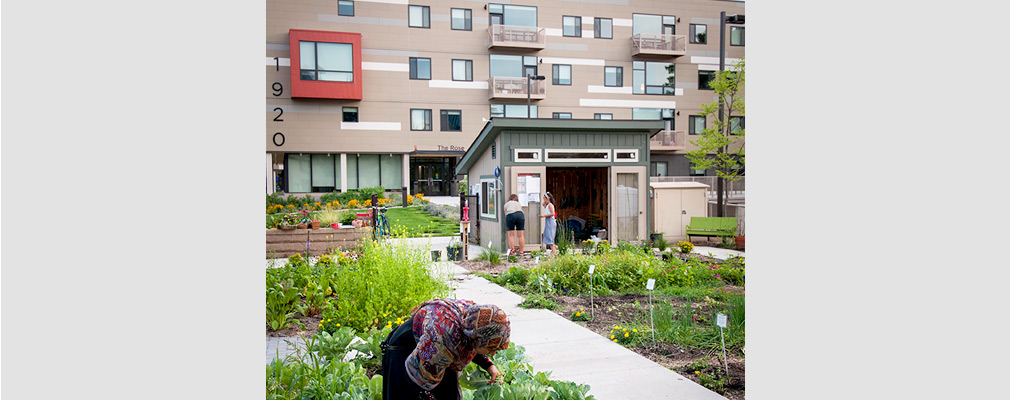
top-left (503, 194), bottom-right (525, 255)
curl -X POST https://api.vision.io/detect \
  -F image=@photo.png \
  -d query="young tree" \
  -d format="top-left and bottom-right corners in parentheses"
top-left (680, 59), bottom-right (744, 217)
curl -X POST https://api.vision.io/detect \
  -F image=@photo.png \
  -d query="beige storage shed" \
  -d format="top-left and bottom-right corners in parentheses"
top-left (651, 181), bottom-right (709, 243)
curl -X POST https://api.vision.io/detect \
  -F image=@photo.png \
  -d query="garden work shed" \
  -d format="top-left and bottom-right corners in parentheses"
top-left (650, 181), bottom-right (709, 243)
top-left (455, 118), bottom-right (664, 252)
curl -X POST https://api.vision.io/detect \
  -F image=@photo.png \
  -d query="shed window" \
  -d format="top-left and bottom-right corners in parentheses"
top-left (480, 179), bottom-right (497, 219)
top-left (614, 150), bottom-right (638, 162)
top-left (545, 149), bottom-right (611, 162)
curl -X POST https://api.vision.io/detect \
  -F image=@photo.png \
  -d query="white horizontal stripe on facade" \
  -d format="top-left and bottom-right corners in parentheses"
top-left (318, 14), bottom-right (406, 26)
top-left (267, 104), bottom-right (342, 114)
top-left (539, 57), bottom-right (604, 66)
top-left (587, 85), bottom-right (633, 94)
top-left (691, 56), bottom-right (742, 66)
top-left (355, 0), bottom-right (408, 4)
top-left (363, 48), bottom-right (419, 57)
top-left (266, 57), bottom-right (291, 67)
top-left (428, 80), bottom-right (489, 89)
top-left (545, 28), bottom-right (562, 37)
top-left (340, 122), bottom-right (403, 130)
top-left (613, 18), bottom-right (632, 27)
top-left (579, 98), bottom-right (678, 109)
top-left (698, 64), bottom-right (721, 71)
top-left (362, 62), bottom-right (409, 72)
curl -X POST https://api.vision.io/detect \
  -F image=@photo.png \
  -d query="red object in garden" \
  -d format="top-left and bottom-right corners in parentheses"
top-left (462, 202), bottom-right (469, 222)
top-left (332, 223), bottom-right (340, 229)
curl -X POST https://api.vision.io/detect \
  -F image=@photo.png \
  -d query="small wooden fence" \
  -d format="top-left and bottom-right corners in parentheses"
top-left (266, 227), bottom-right (371, 258)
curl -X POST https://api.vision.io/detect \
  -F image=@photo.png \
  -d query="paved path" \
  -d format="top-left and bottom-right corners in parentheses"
top-left (267, 236), bottom-right (739, 399)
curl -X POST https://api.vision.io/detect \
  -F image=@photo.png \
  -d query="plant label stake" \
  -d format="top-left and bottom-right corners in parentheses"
top-left (717, 313), bottom-right (729, 375)
top-left (588, 264), bottom-right (595, 321)
top-left (646, 278), bottom-right (656, 344)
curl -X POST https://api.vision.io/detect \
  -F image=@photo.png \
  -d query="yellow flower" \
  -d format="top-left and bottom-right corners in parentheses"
top-left (327, 319), bottom-right (331, 322)
top-left (336, 323), bottom-right (340, 327)
top-left (624, 333), bottom-right (629, 337)
top-left (613, 339), bottom-right (617, 342)
top-left (610, 335), bottom-right (614, 339)
top-left (695, 371), bottom-right (700, 375)
top-left (632, 329), bottom-right (638, 333)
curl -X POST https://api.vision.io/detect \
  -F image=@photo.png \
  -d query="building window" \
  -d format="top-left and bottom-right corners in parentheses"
top-left (633, 61), bottom-right (674, 95)
top-left (480, 179), bottom-right (497, 219)
top-left (343, 106), bottom-right (359, 122)
top-left (699, 70), bottom-right (715, 90)
top-left (286, 153), bottom-right (345, 193)
top-left (452, 59), bottom-right (473, 81)
top-left (594, 17), bottom-right (612, 39)
top-left (690, 24), bottom-right (706, 44)
top-left (650, 161), bottom-right (668, 177)
top-left (690, 162), bottom-right (706, 176)
top-left (299, 41), bottom-right (353, 82)
top-left (490, 54), bottom-right (538, 78)
top-left (490, 104), bottom-right (537, 118)
top-left (514, 148), bottom-right (541, 162)
top-left (552, 112), bottom-right (572, 119)
top-left (604, 66), bottom-right (623, 87)
top-left (488, 4), bottom-right (537, 27)
top-left (451, 8), bottom-right (472, 30)
top-left (594, 113), bottom-right (613, 120)
top-left (689, 115), bottom-right (705, 135)
top-left (409, 57), bottom-right (431, 80)
top-left (408, 5), bottom-right (430, 28)
top-left (731, 26), bottom-right (744, 46)
top-left (441, 110), bottom-right (462, 131)
top-left (632, 108), bottom-right (673, 120)
top-left (633, 14), bottom-right (676, 35)
top-left (545, 149), bottom-right (611, 162)
top-left (614, 149), bottom-right (638, 162)
top-left (563, 16), bottom-right (581, 37)
top-left (552, 64), bottom-right (571, 85)
top-left (411, 109), bottom-right (432, 131)
top-left (338, 0), bottom-right (354, 16)
top-left (730, 116), bottom-right (744, 134)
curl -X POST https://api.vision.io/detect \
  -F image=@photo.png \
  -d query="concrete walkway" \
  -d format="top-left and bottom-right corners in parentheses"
top-left (266, 236), bottom-right (740, 399)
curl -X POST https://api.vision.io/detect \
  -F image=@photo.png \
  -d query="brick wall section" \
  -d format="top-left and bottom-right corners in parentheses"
top-left (266, 227), bottom-right (371, 258)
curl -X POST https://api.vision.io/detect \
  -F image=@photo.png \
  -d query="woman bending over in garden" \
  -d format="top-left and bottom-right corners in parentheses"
top-left (382, 298), bottom-right (511, 400)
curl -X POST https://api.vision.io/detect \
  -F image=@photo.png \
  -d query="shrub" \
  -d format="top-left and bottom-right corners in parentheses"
top-left (653, 235), bottom-right (669, 253)
top-left (570, 309), bottom-right (590, 321)
top-left (495, 266), bottom-right (531, 287)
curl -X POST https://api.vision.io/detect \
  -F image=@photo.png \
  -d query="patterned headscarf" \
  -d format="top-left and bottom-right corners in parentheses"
top-left (462, 303), bottom-right (511, 351)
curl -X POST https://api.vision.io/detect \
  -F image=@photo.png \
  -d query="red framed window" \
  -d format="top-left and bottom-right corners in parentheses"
top-left (288, 29), bottom-right (362, 100)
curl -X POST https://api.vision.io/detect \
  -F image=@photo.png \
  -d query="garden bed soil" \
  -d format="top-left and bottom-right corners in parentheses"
top-left (267, 314), bottom-right (323, 338)
top-left (455, 252), bottom-right (745, 400)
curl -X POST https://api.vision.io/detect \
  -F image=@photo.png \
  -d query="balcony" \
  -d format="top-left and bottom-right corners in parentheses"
top-left (487, 24), bottom-right (546, 50)
top-left (489, 76), bottom-right (546, 100)
top-left (631, 33), bottom-right (687, 57)
top-left (649, 130), bottom-right (687, 152)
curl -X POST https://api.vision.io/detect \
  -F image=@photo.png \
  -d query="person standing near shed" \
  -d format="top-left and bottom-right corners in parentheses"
top-left (503, 194), bottom-right (525, 256)
top-left (382, 298), bottom-right (511, 400)
top-left (540, 192), bottom-right (557, 255)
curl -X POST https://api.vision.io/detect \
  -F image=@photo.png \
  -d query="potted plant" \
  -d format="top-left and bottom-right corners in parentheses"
top-left (279, 213), bottom-right (299, 231)
top-left (735, 233), bottom-right (745, 250)
top-left (446, 238), bottom-right (464, 261)
top-left (296, 210), bottom-right (310, 229)
top-left (311, 214), bottom-right (320, 230)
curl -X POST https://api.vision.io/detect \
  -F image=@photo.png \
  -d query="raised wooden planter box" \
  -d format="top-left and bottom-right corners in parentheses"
top-left (266, 227), bottom-right (371, 258)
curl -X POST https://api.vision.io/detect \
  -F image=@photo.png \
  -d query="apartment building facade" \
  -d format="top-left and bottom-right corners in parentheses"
top-left (266, 0), bottom-right (745, 195)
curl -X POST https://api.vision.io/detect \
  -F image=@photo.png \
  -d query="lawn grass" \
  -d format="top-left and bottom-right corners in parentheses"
top-left (383, 206), bottom-right (458, 237)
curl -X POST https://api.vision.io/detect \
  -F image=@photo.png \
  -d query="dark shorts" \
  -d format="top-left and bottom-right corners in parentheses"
top-left (506, 211), bottom-right (525, 231)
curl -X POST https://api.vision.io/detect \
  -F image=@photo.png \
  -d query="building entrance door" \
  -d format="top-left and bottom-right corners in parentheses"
top-left (411, 158), bottom-right (454, 196)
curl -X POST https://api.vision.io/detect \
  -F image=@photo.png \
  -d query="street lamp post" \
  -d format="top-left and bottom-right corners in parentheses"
top-left (527, 75), bottom-right (546, 117)
top-left (717, 12), bottom-right (743, 217)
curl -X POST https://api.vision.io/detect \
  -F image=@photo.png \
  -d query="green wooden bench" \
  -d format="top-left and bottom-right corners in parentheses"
top-left (686, 217), bottom-right (737, 241)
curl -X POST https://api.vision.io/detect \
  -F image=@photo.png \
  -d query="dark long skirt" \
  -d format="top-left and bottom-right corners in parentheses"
top-left (382, 318), bottom-right (461, 400)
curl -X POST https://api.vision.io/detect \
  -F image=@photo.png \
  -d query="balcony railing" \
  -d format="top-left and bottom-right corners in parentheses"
top-left (489, 76), bottom-right (546, 100)
top-left (488, 24), bottom-right (546, 49)
top-left (631, 33), bottom-right (687, 57)
top-left (649, 130), bottom-right (686, 151)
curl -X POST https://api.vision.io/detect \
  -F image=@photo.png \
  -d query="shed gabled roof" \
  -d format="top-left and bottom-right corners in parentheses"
top-left (454, 118), bottom-right (665, 175)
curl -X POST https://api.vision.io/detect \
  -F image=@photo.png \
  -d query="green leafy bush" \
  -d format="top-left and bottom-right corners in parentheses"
top-left (519, 294), bottom-right (558, 310)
